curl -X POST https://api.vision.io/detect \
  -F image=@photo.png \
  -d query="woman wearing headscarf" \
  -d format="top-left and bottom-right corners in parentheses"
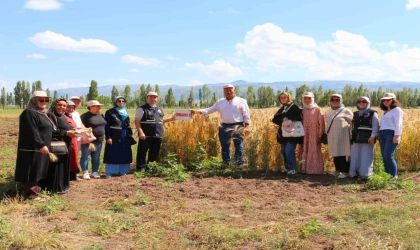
top-left (350, 96), bottom-right (379, 179)
top-left (301, 92), bottom-right (325, 174)
top-left (103, 96), bottom-right (133, 178)
top-left (325, 94), bottom-right (353, 178)
top-left (378, 93), bottom-right (403, 180)
top-left (64, 100), bottom-right (80, 181)
top-left (272, 92), bottom-right (303, 174)
top-left (15, 91), bottom-right (52, 198)
top-left (40, 99), bottom-right (78, 194)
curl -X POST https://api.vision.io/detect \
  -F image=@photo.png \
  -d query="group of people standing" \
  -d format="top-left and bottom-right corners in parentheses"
top-left (273, 91), bottom-right (403, 180)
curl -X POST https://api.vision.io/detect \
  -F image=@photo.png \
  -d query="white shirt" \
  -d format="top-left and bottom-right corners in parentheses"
top-left (199, 96), bottom-right (251, 125)
top-left (71, 110), bottom-right (83, 129)
top-left (379, 107), bottom-right (403, 136)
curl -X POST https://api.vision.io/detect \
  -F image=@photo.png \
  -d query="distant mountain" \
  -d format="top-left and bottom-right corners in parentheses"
top-left (55, 80), bottom-right (420, 101)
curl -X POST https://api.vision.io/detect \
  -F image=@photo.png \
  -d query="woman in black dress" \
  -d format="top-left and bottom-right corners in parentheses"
top-left (40, 99), bottom-right (78, 194)
top-left (15, 91), bottom-right (52, 198)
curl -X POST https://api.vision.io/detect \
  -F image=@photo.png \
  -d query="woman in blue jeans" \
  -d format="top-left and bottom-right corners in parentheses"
top-left (272, 92), bottom-right (303, 174)
top-left (80, 100), bottom-right (107, 179)
top-left (378, 93), bottom-right (403, 180)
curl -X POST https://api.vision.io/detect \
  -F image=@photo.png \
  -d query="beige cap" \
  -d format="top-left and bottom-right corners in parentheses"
top-left (223, 84), bottom-right (234, 89)
top-left (31, 91), bottom-right (49, 98)
top-left (330, 93), bottom-right (342, 99)
top-left (147, 91), bottom-right (159, 97)
top-left (86, 100), bottom-right (103, 106)
top-left (70, 96), bottom-right (83, 101)
top-left (302, 92), bottom-right (314, 98)
top-left (380, 93), bottom-right (396, 100)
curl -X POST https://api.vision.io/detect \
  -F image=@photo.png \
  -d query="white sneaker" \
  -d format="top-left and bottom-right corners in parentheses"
top-left (92, 172), bottom-right (101, 179)
top-left (287, 170), bottom-right (296, 175)
top-left (338, 173), bottom-right (347, 179)
top-left (389, 176), bottom-right (398, 184)
top-left (83, 172), bottom-right (90, 180)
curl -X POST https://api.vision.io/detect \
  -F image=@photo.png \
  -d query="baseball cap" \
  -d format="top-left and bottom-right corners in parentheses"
top-left (70, 96), bottom-right (83, 102)
top-left (223, 84), bottom-right (234, 89)
top-left (147, 91), bottom-right (159, 97)
top-left (86, 100), bottom-right (103, 107)
top-left (31, 91), bottom-right (49, 98)
top-left (380, 93), bottom-right (396, 100)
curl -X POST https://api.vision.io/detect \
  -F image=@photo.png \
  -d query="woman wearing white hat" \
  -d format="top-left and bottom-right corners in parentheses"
top-left (325, 94), bottom-right (353, 178)
top-left (64, 100), bottom-right (81, 181)
top-left (378, 93), bottom-right (403, 180)
top-left (80, 100), bottom-right (107, 179)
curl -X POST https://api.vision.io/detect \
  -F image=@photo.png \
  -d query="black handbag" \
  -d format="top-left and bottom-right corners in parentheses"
top-left (51, 140), bottom-right (68, 155)
top-left (110, 126), bottom-right (122, 142)
top-left (322, 109), bottom-right (343, 145)
top-left (353, 127), bottom-right (374, 143)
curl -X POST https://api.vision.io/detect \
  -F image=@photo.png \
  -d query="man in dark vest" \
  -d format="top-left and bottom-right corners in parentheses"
top-left (135, 91), bottom-right (175, 171)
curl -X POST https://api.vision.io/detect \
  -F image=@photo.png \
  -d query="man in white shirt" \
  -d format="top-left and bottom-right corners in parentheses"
top-left (191, 84), bottom-right (251, 166)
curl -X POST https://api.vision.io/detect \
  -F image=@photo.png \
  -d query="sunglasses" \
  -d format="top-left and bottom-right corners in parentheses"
top-left (330, 98), bottom-right (340, 102)
top-left (117, 100), bottom-right (126, 103)
top-left (357, 100), bottom-right (367, 104)
top-left (382, 99), bottom-right (392, 102)
top-left (38, 99), bottom-right (49, 103)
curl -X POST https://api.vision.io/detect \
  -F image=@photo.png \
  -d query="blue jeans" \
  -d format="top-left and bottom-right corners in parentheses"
top-left (281, 142), bottom-right (297, 171)
top-left (219, 124), bottom-right (244, 165)
top-left (378, 129), bottom-right (398, 177)
top-left (80, 141), bottom-right (103, 173)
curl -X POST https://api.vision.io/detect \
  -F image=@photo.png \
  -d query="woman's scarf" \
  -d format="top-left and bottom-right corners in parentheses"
top-left (48, 98), bottom-right (67, 115)
top-left (330, 94), bottom-right (345, 110)
top-left (26, 97), bottom-right (47, 114)
top-left (357, 96), bottom-right (371, 115)
top-left (279, 91), bottom-right (293, 106)
top-left (114, 96), bottom-right (128, 120)
top-left (302, 92), bottom-right (319, 109)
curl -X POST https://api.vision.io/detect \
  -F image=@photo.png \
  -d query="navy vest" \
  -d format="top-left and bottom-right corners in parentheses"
top-left (353, 109), bottom-right (377, 129)
top-left (140, 104), bottom-right (164, 138)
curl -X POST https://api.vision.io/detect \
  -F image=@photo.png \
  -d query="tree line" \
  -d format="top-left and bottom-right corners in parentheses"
top-left (2, 80), bottom-right (420, 109)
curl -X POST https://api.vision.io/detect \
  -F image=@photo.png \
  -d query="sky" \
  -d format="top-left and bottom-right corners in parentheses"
top-left (0, 0), bottom-right (420, 91)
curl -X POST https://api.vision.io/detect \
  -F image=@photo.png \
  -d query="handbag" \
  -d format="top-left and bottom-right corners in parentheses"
top-left (110, 126), bottom-right (122, 142)
top-left (81, 128), bottom-right (96, 144)
top-left (51, 140), bottom-right (68, 155)
top-left (282, 121), bottom-right (305, 137)
top-left (353, 127), bottom-right (374, 143)
top-left (322, 109), bottom-right (344, 145)
top-left (128, 136), bottom-right (137, 145)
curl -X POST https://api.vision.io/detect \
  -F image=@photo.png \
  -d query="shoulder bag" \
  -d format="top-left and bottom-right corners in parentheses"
top-left (321, 108), bottom-right (343, 145)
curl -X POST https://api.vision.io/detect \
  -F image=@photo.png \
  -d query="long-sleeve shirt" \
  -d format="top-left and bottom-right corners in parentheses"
top-left (71, 110), bottom-right (83, 128)
top-left (199, 96), bottom-right (251, 125)
top-left (379, 107), bottom-right (403, 136)
top-left (80, 112), bottom-right (107, 142)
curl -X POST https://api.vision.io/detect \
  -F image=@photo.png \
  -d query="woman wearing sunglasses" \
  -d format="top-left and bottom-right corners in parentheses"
top-left (350, 96), bottom-right (379, 179)
top-left (378, 93), bottom-right (403, 181)
top-left (103, 96), bottom-right (133, 178)
top-left (15, 91), bottom-right (52, 198)
top-left (325, 94), bottom-right (353, 179)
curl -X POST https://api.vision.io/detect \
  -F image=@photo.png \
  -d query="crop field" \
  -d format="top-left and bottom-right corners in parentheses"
top-left (0, 108), bottom-right (419, 249)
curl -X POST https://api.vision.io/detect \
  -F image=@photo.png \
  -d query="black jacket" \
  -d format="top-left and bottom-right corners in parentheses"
top-left (272, 103), bottom-right (304, 144)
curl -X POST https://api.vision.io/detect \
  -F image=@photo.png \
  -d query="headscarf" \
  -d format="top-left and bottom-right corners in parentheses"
top-left (357, 96), bottom-right (371, 115)
top-left (65, 100), bottom-right (76, 118)
top-left (302, 92), bottom-right (318, 109)
top-left (26, 97), bottom-right (48, 114)
top-left (114, 96), bottom-right (128, 120)
top-left (330, 93), bottom-right (344, 110)
top-left (279, 92), bottom-right (293, 106)
top-left (48, 98), bottom-right (67, 115)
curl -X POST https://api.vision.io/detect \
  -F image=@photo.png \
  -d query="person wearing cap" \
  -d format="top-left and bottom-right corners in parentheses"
top-left (272, 92), bottom-right (303, 174)
top-left (300, 92), bottom-right (325, 174)
top-left (191, 84), bottom-right (251, 167)
top-left (103, 96), bottom-right (133, 178)
top-left (64, 100), bottom-right (81, 181)
top-left (69, 96), bottom-right (83, 128)
top-left (15, 91), bottom-right (52, 198)
top-left (80, 100), bottom-right (107, 179)
top-left (325, 94), bottom-right (353, 179)
top-left (378, 93), bottom-right (403, 180)
top-left (135, 92), bottom-right (175, 172)
top-left (350, 96), bottom-right (379, 179)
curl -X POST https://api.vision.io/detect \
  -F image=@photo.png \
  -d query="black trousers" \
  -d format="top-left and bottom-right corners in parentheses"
top-left (136, 137), bottom-right (162, 169)
top-left (333, 156), bottom-right (350, 173)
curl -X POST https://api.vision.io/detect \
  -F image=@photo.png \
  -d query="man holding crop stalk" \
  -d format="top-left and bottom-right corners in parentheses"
top-left (135, 92), bottom-right (175, 172)
top-left (190, 84), bottom-right (251, 167)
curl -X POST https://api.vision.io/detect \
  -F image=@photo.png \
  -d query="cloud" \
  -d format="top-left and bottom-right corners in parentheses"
top-left (235, 23), bottom-right (420, 81)
top-left (190, 80), bottom-right (203, 86)
top-left (24, 0), bottom-right (61, 11)
top-left (166, 55), bottom-right (179, 61)
top-left (26, 53), bottom-right (46, 59)
top-left (121, 55), bottom-right (162, 67)
top-left (130, 68), bottom-right (139, 73)
top-left (227, 8), bottom-right (240, 14)
top-left (106, 78), bottom-right (130, 83)
top-left (29, 31), bottom-right (118, 53)
top-left (208, 10), bottom-right (214, 14)
top-left (185, 59), bottom-right (243, 78)
top-left (406, 0), bottom-right (420, 10)
top-left (55, 82), bottom-right (89, 89)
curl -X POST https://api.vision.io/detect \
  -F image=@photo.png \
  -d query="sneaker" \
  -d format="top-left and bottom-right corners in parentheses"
top-left (389, 176), bottom-right (398, 184)
top-left (338, 173), bottom-right (347, 179)
top-left (287, 170), bottom-right (296, 175)
top-left (82, 172), bottom-right (91, 180)
top-left (105, 174), bottom-right (111, 179)
top-left (281, 169), bottom-right (288, 174)
top-left (92, 172), bottom-right (101, 179)
top-left (328, 171), bottom-right (336, 176)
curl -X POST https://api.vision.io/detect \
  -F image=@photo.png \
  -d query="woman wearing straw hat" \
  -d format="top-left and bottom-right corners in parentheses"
top-left (103, 96), bottom-right (133, 178)
top-left (272, 92), bottom-right (303, 175)
top-left (15, 91), bottom-right (52, 198)
top-left (325, 94), bottom-right (353, 178)
top-left (80, 100), bottom-right (107, 179)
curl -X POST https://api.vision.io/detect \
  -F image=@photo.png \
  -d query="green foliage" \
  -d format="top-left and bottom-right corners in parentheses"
top-left (1, 87), bottom-right (6, 109)
top-left (87, 80), bottom-right (98, 100)
top-left (0, 216), bottom-right (8, 239)
top-left (365, 171), bottom-right (391, 190)
top-left (184, 142), bottom-right (207, 171)
top-left (242, 199), bottom-right (252, 209)
top-left (299, 220), bottom-right (323, 238)
top-left (109, 199), bottom-right (132, 213)
top-left (146, 153), bottom-right (189, 182)
top-left (165, 87), bottom-right (177, 107)
top-left (35, 193), bottom-right (68, 216)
